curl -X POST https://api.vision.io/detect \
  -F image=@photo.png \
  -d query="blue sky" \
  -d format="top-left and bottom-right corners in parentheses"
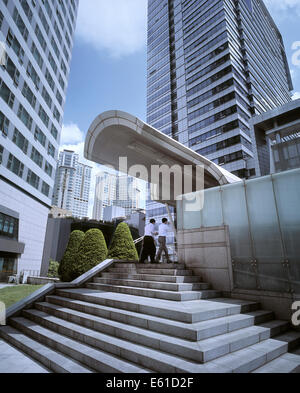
top-left (61, 0), bottom-right (300, 216)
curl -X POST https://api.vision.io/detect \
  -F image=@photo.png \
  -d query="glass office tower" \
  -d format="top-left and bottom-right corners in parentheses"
top-left (147, 0), bottom-right (292, 179)
top-left (146, 0), bottom-right (293, 232)
top-left (0, 0), bottom-right (79, 277)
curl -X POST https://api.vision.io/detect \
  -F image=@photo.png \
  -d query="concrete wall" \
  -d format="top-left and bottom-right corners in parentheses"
top-left (40, 218), bottom-right (72, 276)
top-left (27, 276), bottom-right (60, 285)
top-left (0, 180), bottom-right (49, 276)
top-left (177, 226), bottom-right (233, 292)
top-left (177, 225), bottom-right (296, 320)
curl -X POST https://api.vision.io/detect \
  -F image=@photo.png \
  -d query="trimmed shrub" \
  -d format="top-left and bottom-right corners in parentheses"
top-left (48, 260), bottom-right (59, 278)
top-left (75, 229), bottom-right (108, 277)
top-left (58, 230), bottom-right (85, 282)
top-left (107, 222), bottom-right (139, 261)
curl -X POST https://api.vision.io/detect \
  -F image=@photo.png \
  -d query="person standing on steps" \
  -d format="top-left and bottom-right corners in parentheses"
top-left (140, 219), bottom-right (158, 264)
top-left (156, 218), bottom-right (172, 264)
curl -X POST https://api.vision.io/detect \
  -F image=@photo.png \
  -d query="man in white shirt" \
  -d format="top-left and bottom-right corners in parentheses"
top-left (140, 219), bottom-right (158, 264)
top-left (156, 218), bottom-right (171, 263)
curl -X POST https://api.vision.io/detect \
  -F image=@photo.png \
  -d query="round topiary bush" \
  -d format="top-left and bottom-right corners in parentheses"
top-left (75, 228), bottom-right (108, 277)
top-left (59, 230), bottom-right (85, 282)
top-left (107, 222), bottom-right (139, 261)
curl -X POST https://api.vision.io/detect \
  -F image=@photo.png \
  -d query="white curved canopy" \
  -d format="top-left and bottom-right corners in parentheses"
top-left (84, 110), bottom-right (240, 204)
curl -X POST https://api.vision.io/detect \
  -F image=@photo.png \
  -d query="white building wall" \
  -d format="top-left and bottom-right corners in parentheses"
top-left (0, 179), bottom-right (49, 275)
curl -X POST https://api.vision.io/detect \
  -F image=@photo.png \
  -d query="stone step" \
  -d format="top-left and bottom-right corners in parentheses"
top-left (108, 268), bottom-right (194, 276)
top-left (93, 277), bottom-right (210, 292)
top-left (0, 325), bottom-right (92, 373)
top-left (274, 331), bottom-right (300, 350)
top-left (100, 272), bottom-right (202, 283)
top-left (252, 353), bottom-right (300, 373)
top-left (209, 298), bottom-right (262, 312)
top-left (9, 317), bottom-right (152, 373)
top-left (46, 295), bottom-right (270, 341)
top-left (113, 263), bottom-right (186, 270)
top-left (21, 308), bottom-right (272, 364)
top-left (86, 282), bottom-right (221, 301)
top-left (211, 339), bottom-right (288, 373)
top-left (55, 288), bottom-right (260, 323)
top-left (258, 320), bottom-right (290, 337)
top-left (246, 310), bottom-right (274, 324)
top-left (33, 302), bottom-right (274, 355)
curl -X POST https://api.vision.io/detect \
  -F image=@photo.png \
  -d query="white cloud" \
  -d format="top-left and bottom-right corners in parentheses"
top-left (76, 0), bottom-right (147, 57)
top-left (292, 91), bottom-right (300, 100)
top-left (264, 0), bottom-right (300, 17)
top-left (60, 124), bottom-right (84, 145)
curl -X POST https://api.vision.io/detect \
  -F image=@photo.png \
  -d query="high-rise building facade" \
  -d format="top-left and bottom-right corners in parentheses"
top-left (52, 150), bottom-right (91, 219)
top-left (92, 171), bottom-right (145, 222)
top-left (146, 0), bottom-right (293, 258)
top-left (0, 0), bottom-right (79, 278)
top-left (73, 162), bottom-right (92, 218)
top-left (147, 0), bottom-right (293, 179)
top-left (93, 171), bottom-right (117, 221)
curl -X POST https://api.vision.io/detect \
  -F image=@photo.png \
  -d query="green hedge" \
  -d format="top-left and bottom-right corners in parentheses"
top-left (48, 260), bottom-right (59, 278)
top-left (75, 228), bottom-right (108, 277)
top-left (58, 230), bottom-right (85, 282)
top-left (107, 222), bottom-right (139, 261)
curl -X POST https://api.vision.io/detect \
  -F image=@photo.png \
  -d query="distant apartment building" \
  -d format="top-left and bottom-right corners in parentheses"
top-left (92, 171), bottom-right (117, 221)
top-left (93, 171), bottom-right (145, 221)
top-left (52, 150), bottom-right (92, 219)
top-left (0, 0), bottom-right (79, 279)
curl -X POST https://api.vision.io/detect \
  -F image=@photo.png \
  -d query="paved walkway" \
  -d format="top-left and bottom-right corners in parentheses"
top-left (0, 339), bottom-right (50, 373)
top-left (0, 284), bottom-right (16, 290)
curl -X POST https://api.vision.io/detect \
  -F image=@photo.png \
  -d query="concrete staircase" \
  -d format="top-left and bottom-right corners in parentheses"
top-left (1, 262), bottom-right (300, 373)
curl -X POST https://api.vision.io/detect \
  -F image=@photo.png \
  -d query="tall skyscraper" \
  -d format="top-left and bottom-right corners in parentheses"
top-left (52, 150), bottom-right (91, 219)
top-left (146, 0), bottom-right (293, 227)
top-left (147, 0), bottom-right (292, 179)
top-left (92, 171), bottom-right (117, 221)
top-left (0, 0), bottom-right (79, 278)
top-left (92, 171), bottom-right (145, 221)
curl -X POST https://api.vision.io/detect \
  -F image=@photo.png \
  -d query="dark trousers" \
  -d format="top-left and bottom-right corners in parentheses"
top-left (140, 236), bottom-right (156, 263)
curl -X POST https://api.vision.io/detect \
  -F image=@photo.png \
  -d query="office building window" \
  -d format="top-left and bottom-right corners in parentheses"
top-left (12, 7), bottom-right (29, 42)
top-left (42, 87), bottom-right (53, 109)
top-left (38, 105), bottom-right (49, 127)
top-left (31, 147), bottom-right (43, 168)
top-left (35, 24), bottom-right (47, 51)
top-left (31, 42), bottom-right (43, 70)
top-left (7, 154), bottom-right (24, 178)
top-left (26, 62), bottom-right (40, 89)
top-left (45, 161), bottom-right (53, 177)
top-left (0, 145), bottom-right (3, 164)
top-left (42, 181), bottom-right (50, 197)
top-left (20, 0), bottom-right (33, 22)
top-left (5, 57), bottom-right (20, 87)
top-left (17, 104), bottom-right (33, 130)
top-left (0, 79), bottom-right (15, 109)
top-left (0, 111), bottom-right (10, 137)
top-left (34, 126), bottom-right (46, 147)
top-left (48, 142), bottom-right (55, 158)
top-left (0, 212), bottom-right (19, 239)
top-left (12, 128), bottom-right (28, 154)
top-left (51, 124), bottom-right (58, 140)
top-left (22, 82), bottom-right (36, 109)
top-left (26, 169), bottom-right (40, 189)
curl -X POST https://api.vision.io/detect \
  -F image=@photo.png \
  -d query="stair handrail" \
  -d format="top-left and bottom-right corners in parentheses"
top-left (134, 236), bottom-right (144, 245)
